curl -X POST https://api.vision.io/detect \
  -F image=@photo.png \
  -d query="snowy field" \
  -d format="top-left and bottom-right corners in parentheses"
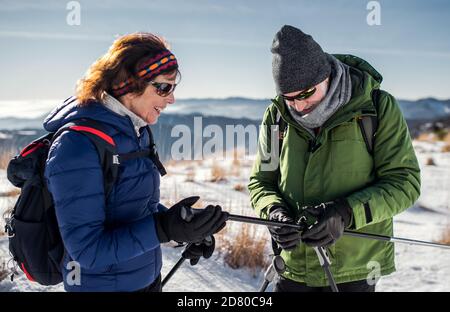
top-left (0, 141), bottom-right (449, 292)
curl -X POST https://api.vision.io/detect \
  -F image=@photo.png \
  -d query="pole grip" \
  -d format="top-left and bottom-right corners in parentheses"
top-left (181, 205), bottom-right (194, 222)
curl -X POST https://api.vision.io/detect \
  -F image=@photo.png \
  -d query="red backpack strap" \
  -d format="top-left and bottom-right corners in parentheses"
top-left (67, 125), bottom-right (115, 146)
top-left (52, 119), bottom-right (115, 148)
top-left (52, 119), bottom-right (119, 197)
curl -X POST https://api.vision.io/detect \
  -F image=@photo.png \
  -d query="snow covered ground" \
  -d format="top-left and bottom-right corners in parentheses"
top-left (0, 141), bottom-right (449, 292)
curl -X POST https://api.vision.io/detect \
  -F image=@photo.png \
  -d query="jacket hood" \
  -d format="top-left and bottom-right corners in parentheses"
top-left (333, 54), bottom-right (383, 85)
top-left (43, 97), bottom-right (136, 138)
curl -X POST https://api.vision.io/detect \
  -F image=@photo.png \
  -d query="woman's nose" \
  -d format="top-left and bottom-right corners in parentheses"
top-left (166, 93), bottom-right (175, 104)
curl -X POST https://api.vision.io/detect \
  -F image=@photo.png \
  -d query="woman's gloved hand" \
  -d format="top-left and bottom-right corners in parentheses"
top-left (182, 236), bottom-right (215, 266)
top-left (154, 196), bottom-right (227, 243)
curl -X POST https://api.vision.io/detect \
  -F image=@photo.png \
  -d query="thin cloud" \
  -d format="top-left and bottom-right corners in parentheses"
top-left (169, 37), bottom-right (266, 48)
top-left (331, 46), bottom-right (450, 59)
top-left (0, 30), bottom-right (114, 42)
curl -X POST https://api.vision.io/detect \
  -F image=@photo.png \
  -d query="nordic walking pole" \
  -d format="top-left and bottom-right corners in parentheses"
top-left (162, 204), bottom-right (195, 288)
top-left (344, 230), bottom-right (450, 249)
top-left (225, 213), bottom-right (450, 250)
top-left (162, 245), bottom-right (190, 288)
top-left (259, 255), bottom-right (286, 292)
top-left (314, 247), bottom-right (339, 292)
top-left (162, 205), bottom-right (213, 288)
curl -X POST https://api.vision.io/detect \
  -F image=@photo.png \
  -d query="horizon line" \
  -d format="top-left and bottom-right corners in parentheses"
top-left (0, 95), bottom-right (450, 103)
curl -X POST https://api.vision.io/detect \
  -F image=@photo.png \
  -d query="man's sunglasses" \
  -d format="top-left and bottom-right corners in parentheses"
top-left (280, 87), bottom-right (316, 102)
top-left (149, 81), bottom-right (178, 97)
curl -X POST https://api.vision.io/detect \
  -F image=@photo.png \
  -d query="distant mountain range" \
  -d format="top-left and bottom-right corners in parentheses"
top-left (2, 96), bottom-right (450, 129)
top-left (1, 96), bottom-right (450, 160)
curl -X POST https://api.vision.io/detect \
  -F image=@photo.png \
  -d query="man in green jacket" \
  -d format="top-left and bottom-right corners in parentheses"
top-left (248, 25), bottom-right (421, 292)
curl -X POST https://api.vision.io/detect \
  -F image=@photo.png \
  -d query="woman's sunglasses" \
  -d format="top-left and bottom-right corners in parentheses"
top-left (150, 70), bottom-right (181, 97)
top-left (280, 87), bottom-right (316, 102)
top-left (149, 81), bottom-right (178, 97)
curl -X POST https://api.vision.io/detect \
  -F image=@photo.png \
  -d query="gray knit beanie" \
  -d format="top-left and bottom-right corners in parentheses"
top-left (271, 25), bottom-right (331, 94)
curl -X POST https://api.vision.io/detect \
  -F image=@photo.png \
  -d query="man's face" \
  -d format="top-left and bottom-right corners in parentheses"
top-left (282, 77), bottom-right (329, 115)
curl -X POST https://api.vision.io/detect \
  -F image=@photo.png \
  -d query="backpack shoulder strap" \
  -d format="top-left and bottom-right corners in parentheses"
top-left (275, 109), bottom-right (287, 154)
top-left (359, 89), bottom-right (380, 155)
top-left (145, 126), bottom-right (167, 176)
top-left (52, 119), bottom-right (119, 197)
top-left (115, 126), bottom-right (166, 176)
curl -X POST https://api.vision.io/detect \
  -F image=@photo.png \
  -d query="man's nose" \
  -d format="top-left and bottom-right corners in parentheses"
top-left (294, 99), bottom-right (307, 107)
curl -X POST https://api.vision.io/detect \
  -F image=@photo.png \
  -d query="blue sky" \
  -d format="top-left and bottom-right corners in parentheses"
top-left (0, 0), bottom-right (449, 101)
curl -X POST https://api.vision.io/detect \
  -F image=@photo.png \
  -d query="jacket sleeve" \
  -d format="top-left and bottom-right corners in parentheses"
top-left (346, 91), bottom-right (421, 230)
top-left (248, 106), bottom-right (287, 219)
top-left (45, 131), bottom-right (161, 270)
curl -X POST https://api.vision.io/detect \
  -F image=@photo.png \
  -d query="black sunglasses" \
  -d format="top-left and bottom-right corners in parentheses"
top-left (280, 87), bottom-right (316, 102)
top-left (149, 81), bottom-right (178, 97)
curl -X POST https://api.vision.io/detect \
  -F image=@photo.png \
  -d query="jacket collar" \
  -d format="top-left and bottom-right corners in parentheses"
top-left (102, 92), bottom-right (148, 137)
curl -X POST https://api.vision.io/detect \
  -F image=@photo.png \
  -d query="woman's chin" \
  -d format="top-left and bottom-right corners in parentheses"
top-left (146, 115), bottom-right (158, 125)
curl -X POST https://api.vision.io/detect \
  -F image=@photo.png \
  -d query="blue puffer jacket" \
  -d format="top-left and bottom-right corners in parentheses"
top-left (43, 98), bottom-right (166, 292)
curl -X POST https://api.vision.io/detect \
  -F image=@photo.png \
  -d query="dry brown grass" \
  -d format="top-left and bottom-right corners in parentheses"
top-left (416, 132), bottom-right (438, 142)
top-left (232, 149), bottom-right (240, 167)
top-left (233, 183), bottom-right (246, 192)
top-left (217, 223), bottom-right (269, 276)
top-left (0, 188), bottom-right (21, 197)
top-left (425, 157), bottom-right (436, 166)
top-left (438, 225), bottom-right (450, 245)
top-left (229, 149), bottom-right (243, 177)
top-left (0, 148), bottom-right (16, 170)
top-left (442, 144), bottom-right (450, 153)
top-left (210, 162), bottom-right (227, 182)
top-left (444, 132), bottom-right (450, 144)
top-left (416, 129), bottom-right (450, 143)
top-left (185, 169), bottom-right (196, 182)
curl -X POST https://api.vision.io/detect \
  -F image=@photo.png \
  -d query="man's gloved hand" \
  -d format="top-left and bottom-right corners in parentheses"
top-left (154, 196), bottom-right (227, 243)
top-left (182, 236), bottom-right (215, 266)
top-left (301, 199), bottom-right (352, 248)
top-left (268, 205), bottom-right (302, 251)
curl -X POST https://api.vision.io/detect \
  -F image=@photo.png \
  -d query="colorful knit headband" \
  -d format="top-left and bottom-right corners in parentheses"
top-left (111, 49), bottom-right (178, 97)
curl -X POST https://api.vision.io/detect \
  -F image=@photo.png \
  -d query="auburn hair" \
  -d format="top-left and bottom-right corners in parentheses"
top-left (76, 32), bottom-right (173, 105)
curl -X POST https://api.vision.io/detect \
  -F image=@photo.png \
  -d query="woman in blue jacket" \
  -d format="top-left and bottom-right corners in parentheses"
top-left (44, 32), bottom-right (227, 292)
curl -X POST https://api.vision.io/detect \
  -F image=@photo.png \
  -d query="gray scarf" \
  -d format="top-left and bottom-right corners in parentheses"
top-left (287, 54), bottom-right (352, 136)
top-left (102, 92), bottom-right (148, 137)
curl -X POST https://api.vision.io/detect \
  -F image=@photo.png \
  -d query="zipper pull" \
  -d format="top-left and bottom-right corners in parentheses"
top-left (309, 140), bottom-right (322, 153)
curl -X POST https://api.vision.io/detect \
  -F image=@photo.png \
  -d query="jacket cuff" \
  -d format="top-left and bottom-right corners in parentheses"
top-left (335, 198), bottom-right (353, 228)
top-left (153, 212), bottom-right (170, 243)
top-left (255, 196), bottom-right (286, 219)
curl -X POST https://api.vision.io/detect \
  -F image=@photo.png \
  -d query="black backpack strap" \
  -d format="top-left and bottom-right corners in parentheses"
top-left (145, 126), bottom-right (167, 176)
top-left (358, 89), bottom-right (380, 155)
top-left (272, 109), bottom-right (287, 257)
top-left (275, 109), bottom-right (287, 156)
top-left (119, 150), bottom-right (152, 162)
top-left (52, 119), bottom-right (119, 198)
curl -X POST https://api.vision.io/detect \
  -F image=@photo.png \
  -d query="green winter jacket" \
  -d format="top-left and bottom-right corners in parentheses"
top-left (248, 54), bottom-right (421, 286)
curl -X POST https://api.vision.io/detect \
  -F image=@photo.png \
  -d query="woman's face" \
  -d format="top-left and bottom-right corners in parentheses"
top-left (120, 72), bottom-right (177, 124)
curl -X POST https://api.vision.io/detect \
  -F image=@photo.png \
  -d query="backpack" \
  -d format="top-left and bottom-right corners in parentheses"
top-left (276, 88), bottom-right (381, 155)
top-left (4, 118), bottom-right (166, 285)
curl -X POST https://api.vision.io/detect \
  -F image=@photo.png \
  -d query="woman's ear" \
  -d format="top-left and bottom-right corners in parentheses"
top-left (118, 93), bottom-right (135, 109)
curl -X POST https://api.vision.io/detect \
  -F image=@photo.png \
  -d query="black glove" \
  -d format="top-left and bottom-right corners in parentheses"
top-left (301, 199), bottom-right (352, 248)
top-left (268, 205), bottom-right (302, 251)
top-left (182, 236), bottom-right (215, 266)
top-left (154, 196), bottom-right (227, 243)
